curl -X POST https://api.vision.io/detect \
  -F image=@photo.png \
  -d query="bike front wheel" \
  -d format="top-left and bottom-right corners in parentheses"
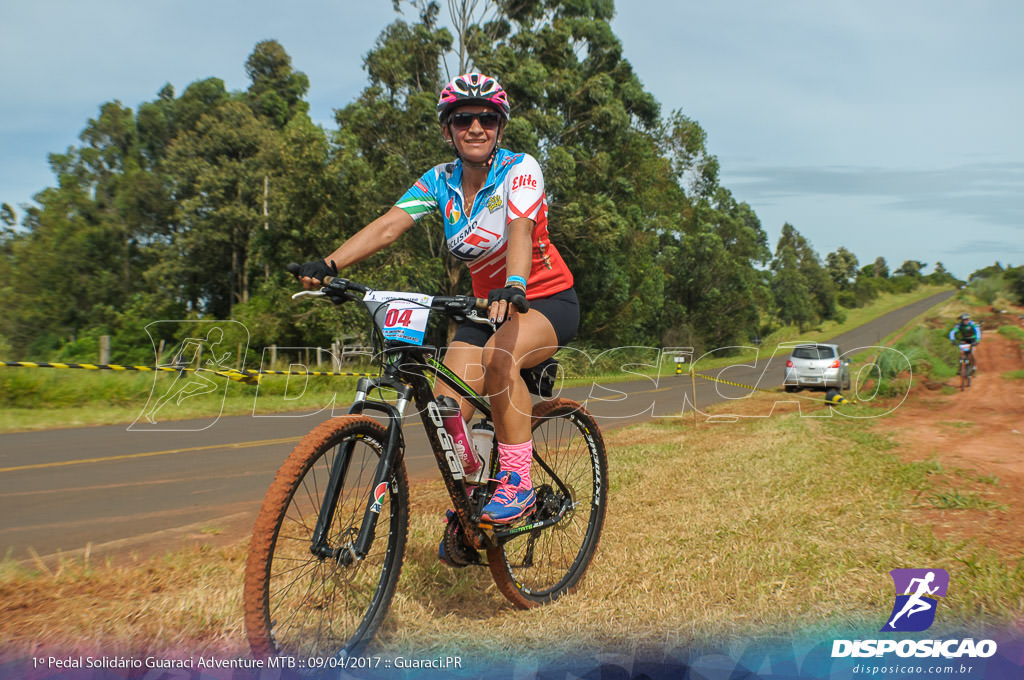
top-left (244, 416), bottom-right (408, 658)
top-left (487, 398), bottom-right (608, 608)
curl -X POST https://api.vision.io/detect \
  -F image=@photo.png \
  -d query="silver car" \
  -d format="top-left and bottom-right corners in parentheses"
top-left (783, 343), bottom-right (851, 392)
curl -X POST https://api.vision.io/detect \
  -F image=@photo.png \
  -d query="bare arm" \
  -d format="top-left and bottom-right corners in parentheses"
top-left (504, 217), bottom-right (534, 284)
top-left (489, 217), bottom-right (534, 322)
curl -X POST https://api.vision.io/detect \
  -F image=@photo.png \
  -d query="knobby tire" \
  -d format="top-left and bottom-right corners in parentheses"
top-left (243, 416), bottom-right (408, 659)
top-left (487, 398), bottom-right (608, 608)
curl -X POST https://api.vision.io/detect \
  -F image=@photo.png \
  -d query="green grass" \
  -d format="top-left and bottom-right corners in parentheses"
top-left (0, 368), bottom-right (368, 432)
top-left (928, 490), bottom-right (1005, 511)
top-left (998, 325), bottom-right (1024, 343)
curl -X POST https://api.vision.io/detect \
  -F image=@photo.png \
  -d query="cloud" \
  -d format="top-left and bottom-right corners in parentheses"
top-left (724, 163), bottom-right (1024, 229)
top-left (944, 239), bottom-right (1024, 257)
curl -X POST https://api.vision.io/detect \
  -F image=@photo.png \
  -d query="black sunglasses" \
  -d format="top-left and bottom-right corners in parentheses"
top-left (448, 111), bottom-right (502, 131)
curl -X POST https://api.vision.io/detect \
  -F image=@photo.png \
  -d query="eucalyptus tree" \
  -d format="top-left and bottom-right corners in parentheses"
top-left (825, 246), bottom-right (859, 291)
top-left (772, 223), bottom-right (837, 323)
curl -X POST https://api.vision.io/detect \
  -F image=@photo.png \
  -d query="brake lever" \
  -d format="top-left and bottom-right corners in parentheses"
top-left (292, 290), bottom-right (326, 300)
top-left (465, 310), bottom-right (496, 331)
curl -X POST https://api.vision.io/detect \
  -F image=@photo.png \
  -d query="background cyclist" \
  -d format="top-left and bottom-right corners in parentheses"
top-left (293, 72), bottom-right (578, 525)
top-left (948, 312), bottom-right (981, 373)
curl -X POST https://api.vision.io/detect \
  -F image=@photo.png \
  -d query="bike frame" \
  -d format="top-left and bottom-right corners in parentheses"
top-left (309, 341), bottom-right (575, 564)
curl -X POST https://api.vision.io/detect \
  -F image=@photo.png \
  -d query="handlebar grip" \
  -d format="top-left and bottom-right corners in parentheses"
top-left (506, 291), bottom-right (530, 313)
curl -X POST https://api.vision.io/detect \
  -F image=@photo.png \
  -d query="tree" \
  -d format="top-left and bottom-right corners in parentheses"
top-left (772, 223), bottom-right (837, 324)
top-left (894, 259), bottom-right (926, 277)
top-left (0, 3), bottom-right (854, 360)
top-left (771, 244), bottom-right (815, 329)
top-left (1004, 266), bottom-right (1024, 304)
top-left (923, 261), bottom-right (959, 286)
top-left (0, 99), bottom-right (176, 354)
top-left (164, 100), bottom-right (281, 315)
top-left (462, 0), bottom-right (729, 346)
top-left (663, 188), bottom-right (769, 349)
top-left (825, 246), bottom-right (859, 290)
top-left (245, 40), bottom-right (311, 128)
top-left (870, 256), bottom-right (889, 278)
top-left (331, 4), bottom-right (454, 298)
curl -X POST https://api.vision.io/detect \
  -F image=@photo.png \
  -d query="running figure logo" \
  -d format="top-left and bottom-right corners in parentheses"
top-left (881, 568), bottom-right (949, 632)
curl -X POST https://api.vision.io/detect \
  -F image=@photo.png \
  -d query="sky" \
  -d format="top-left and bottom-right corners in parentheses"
top-left (1, 1), bottom-right (1021, 281)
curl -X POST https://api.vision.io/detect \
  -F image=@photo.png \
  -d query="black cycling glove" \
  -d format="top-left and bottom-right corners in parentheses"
top-left (487, 286), bottom-right (530, 313)
top-left (292, 259), bottom-right (337, 283)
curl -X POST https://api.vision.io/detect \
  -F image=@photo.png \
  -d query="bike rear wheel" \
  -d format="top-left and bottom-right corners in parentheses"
top-left (244, 416), bottom-right (408, 658)
top-left (487, 398), bottom-right (608, 608)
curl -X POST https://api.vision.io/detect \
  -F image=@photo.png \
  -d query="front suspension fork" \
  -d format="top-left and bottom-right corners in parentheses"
top-left (310, 379), bottom-right (412, 563)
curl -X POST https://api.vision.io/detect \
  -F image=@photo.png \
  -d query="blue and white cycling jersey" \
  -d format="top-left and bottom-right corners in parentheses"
top-left (395, 148), bottom-right (573, 299)
top-left (949, 321), bottom-right (981, 344)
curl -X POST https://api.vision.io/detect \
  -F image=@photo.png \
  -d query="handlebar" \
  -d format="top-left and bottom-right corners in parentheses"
top-left (287, 262), bottom-right (490, 319)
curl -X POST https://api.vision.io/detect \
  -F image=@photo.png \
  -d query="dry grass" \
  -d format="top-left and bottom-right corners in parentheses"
top-left (2, 394), bottom-right (1022, 669)
top-left (0, 543), bottom-right (249, 661)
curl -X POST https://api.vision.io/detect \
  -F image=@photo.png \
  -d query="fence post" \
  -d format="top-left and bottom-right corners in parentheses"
top-left (99, 335), bottom-right (111, 364)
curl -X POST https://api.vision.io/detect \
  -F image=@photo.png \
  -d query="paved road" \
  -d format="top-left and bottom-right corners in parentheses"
top-left (0, 290), bottom-right (954, 562)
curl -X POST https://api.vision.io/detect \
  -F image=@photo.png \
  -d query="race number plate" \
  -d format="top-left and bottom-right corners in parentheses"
top-left (363, 291), bottom-right (434, 345)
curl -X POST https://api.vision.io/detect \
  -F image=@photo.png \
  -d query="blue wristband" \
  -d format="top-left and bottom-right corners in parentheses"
top-left (506, 275), bottom-right (527, 289)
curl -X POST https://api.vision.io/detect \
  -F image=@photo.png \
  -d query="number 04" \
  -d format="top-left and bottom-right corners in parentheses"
top-left (385, 308), bottom-right (414, 327)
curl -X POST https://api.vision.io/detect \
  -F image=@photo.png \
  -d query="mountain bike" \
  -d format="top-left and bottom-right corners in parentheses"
top-left (242, 274), bottom-right (608, 659)
top-left (957, 342), bottom-right (975, 391)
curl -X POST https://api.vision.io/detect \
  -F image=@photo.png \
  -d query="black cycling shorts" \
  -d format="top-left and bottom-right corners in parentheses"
top-left (452, 287), bottom-right (579, 349)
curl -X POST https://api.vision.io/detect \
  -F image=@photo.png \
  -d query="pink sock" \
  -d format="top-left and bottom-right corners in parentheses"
top-left (497, 440), bottom-right (533, 489)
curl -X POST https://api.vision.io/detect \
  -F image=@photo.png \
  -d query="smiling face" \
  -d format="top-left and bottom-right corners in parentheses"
top-left (443, 104), bottom-right (503, 165)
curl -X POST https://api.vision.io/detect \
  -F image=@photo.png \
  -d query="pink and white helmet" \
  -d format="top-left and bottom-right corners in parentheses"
top-left (437, 72), bottom-right (510, 122)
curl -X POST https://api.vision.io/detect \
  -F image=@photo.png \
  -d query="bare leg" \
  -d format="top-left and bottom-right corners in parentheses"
top-left (482, 309), bottom-right (559, 445)
top-left (438, 341), bottom-right (487, 421)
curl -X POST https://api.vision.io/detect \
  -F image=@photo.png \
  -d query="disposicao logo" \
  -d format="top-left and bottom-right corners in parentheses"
top-left (882, 568), bottom-right (948, 632)
top-left (831, 567), bottom-right (998, 659)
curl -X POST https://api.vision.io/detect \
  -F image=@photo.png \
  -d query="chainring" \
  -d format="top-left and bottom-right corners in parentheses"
top-left (441, 514), bottom-right (482, 567)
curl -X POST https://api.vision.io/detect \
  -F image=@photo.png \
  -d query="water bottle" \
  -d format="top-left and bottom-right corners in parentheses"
top-left (467, 420), bottom-right (495, 484)
top-left (435, 396), bottom-right (481, 475)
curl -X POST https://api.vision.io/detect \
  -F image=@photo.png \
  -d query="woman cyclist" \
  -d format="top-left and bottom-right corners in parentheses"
top-left (294, 72), bottom-right (578, 525)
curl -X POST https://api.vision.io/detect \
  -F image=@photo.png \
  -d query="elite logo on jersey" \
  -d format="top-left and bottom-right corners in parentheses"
top-left (511, 174), bottom-right (537, 191)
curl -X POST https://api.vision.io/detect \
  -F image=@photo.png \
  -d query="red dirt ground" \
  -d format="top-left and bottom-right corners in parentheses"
top-left (871, 313), bottom-right (1024, 561)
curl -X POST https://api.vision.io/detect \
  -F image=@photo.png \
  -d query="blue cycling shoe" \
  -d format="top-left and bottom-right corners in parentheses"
top-left (480, 471), bottom-right (535, 523)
